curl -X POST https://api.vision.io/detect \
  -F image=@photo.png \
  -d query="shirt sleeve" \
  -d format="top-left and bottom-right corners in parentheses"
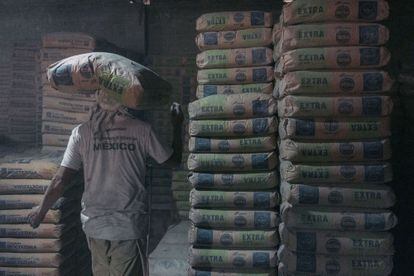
top-left (61, 125), bottom-right (83, 170)
top-left (146, 126), bottom-right (173, 165)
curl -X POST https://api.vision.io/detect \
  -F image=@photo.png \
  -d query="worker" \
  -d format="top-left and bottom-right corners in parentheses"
top-left (27, 91), bottom-right (184, 276)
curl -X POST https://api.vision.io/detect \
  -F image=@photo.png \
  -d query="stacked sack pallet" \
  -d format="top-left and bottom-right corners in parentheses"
top-left (8, 41), bottom-right (42, 145)
top-left (188, 11), bottom-right (280, 275)
top-left (0, 150), bottom-right (91, 275)
top-left (40, 32), bottom-right (95, 154)
top-left (275, 0), bottom-right (398, 275)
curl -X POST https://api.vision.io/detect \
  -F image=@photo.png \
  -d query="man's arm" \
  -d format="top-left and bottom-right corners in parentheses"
top-left (28, 166), bottom-right (78, 228)
top-left (163, 103), bottom-right (184, 167)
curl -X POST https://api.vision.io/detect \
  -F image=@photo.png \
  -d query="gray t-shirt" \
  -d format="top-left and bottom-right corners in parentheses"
top-left (61, 115), bottom-right (173, 240)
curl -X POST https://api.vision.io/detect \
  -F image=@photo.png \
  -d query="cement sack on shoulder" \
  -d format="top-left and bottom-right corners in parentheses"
top-left (198, 66), bottom-right (273, 85)
top-left (42, 32), bottom-right (95, 49)
top-left (279, 222), bottom-right (394, 255)
top-left (280, 182), bottom-right (395, 208)
top-left (0, 223), bottom-right (71, 239)
top-left (189, 208), bottom-right (279, 230)
top-left (42, 108), bottom-right (89, 124)
top-left (0, 238), bottom-right (70, 253)
top-left (282, 0), bottom-right (389, 25)
top-left (42, 134), bottom-right (69, 147)
top-left (189, 225), bottom-right (278, 249)
top-left (196, 11), bottom-right (273, 32)
top-left (0, 158), bottom-right (59, 179)
top-left (0, 252), bottom-right (64, 267)
top-left (275, 47), bottom-right (390, 77)
top-left (0, 179), bottom-right (49, 194)
top-left (172, 181), bottom-right (192, 191)
top-left (189, 171), bottom-right (278, 190)
top-left (172, 190), bottom-right (188, 201)
top-left (196, 28), bottom-right (272, 51)
top-left (0, 267), bottom-right (61, 276)
top-left (280, 161), bottom-right (392, 184)
top-left (0, 209), bottom-right (64, 224)
top-left (277, 245), bottom-right (393, 276)
top-left (189, 93), bottom-right (276, 120)
top-left (274, 23), bottom-right (389, 54)
top-left (47, 52), bottom-right (171, 109)
top-left (190, 189), bottom-right (279, 209)
top-left (278, 95), bottom-right (393, 118)
top-left (197, 47), bottom-right (273, 69)
top-left (279, 117), bottom-right (391, 140)
top-left (42, 96), bottom-right (93, 113)
top-left (188, 152), bottom-right (277, 172)
top-left (189, 247), bottom-right (277, 269)
top-left (42, 86), bottom-right (95, 102)
top-left (196, 83), bottom-right (273, 99)
top-left (188, 269), bottom-right (276, 276)
top-left (42, 121), bottom-right (78, 136)
top-left (279, 139), bottom-right (391, 162)
top-left (189, 117), bottom-right (277, 137)
top-left (280, 203), bottom-right (397, 231)
top-left (189, 136), bottom-right (276, 153)
top-left (274, 70), bottom-right (393, 98)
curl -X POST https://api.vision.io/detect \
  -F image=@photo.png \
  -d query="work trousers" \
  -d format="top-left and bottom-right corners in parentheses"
top-left (87, 237), bottom-right (145, 276)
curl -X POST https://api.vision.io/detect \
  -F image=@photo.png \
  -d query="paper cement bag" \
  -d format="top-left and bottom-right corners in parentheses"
top-left (189, 136), bottom-right (277, 153)
top-left (197, 83), bottom-right (273, 99)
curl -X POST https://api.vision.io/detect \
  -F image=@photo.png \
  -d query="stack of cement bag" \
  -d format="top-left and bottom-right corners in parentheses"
top-left (172, 169), bottom-right (192, 220)
top-left (188, 11), bottom-right (279, 275)
top-left (0, 65), bottom-right (11, 138)
top-left (275, 1), bottom-right (397, 275)
top-left (40, 33), bottom-right (95, 154)
top-left (0, 151), bottom-right (91, 275)
top-left (8, 41), bottom-right (42, 145)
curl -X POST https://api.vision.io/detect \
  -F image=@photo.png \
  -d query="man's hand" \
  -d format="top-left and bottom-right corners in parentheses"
top-left (170, 102), bottom-right (184, 127)
top-left (28, 207), bottom-right (44, 229)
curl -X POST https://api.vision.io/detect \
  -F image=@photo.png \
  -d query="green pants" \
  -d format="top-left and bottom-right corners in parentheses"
top-left (87, 237), bottom-right (145, 276)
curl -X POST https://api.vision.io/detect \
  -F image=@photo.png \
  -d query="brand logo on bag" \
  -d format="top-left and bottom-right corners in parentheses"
top-left (337, 52), bottom-right (352, 67)
top-left (233, 123), bottom-right (246, 134)
top-left (233, 105), bottom-right (246, 116)
top-left (234, 195), bottom-right (247, 207)
top-left (233, 12), bottom-right (245, 22)
top-left (335, 5), bottom-right (351, 19)
top-left (232, 155), bottom-right (245, 168)
top-left (221, 174), bottom-right (234, 186)
top-left (235, 53), bottom-right (247, 65)
top-left (224, 31), bottom-right (236, 41)
top-left (326, 238), bottom-right (341, 253)
top-left (233, 256), bottom-right (246, 267)
top-left (324, 120), bottom-right (339, 133)
top-left (340, 166), bottom-right (357, 178)
top-left (339, 143), bottom-right (355, 156)
top-left (218, 141), bottom-right (230, 152)
top-left (341, 216), bottom-right (357, 230)
top-left (328, 191), bottom-right (344, 204)
top-left (234, 215), bottom-right (247, 227)
top-left (338, 99), bottom-right (354, 114)
top-left (336, 29), bottom-right (351, 44)
top-left (220, 233), bottom-right (234, 246)
top-left (223, 88), bottom-right (234, 94)
top-left (236, 72), bottom-right (247, 82)
top-left (339, 77), bottom-right (355, 92)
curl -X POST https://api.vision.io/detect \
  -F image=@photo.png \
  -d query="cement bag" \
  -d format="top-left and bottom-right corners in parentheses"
top-left (0, 238), bottom-right (70, 253)
top-left (196, 28), bottom-right (272, 51)
top-left (42, 32), bottom-right (95, 49)
top-left (189, 208), bottom-right (279, 230)
top-left (280, 182), bottom-right (395, 208)
top-left (0, 252), bottom-right (64, 267)
top-left (275, 23), bottom-right (389, 55)
top-left (47, 52), bottom-right (171, 109)
top-left (0, 179), bottom-right (49, 194)
top-left (188, 269), bottom-right (276, 276)
top-left (189, 117), bottom-right (277, 137)
top-left (198, 66), bottom-right (274, 85)
top-left (277, 246), bottom-right (393, 276)
top-left (282, 0), bottom-right (390, 25)
top-left (197, 47), bottom-right (273, 69)
top-left (189, 248), bottom-right (277, 269)
top-left (189, 226), bottom-right (279, 248)
top-left (42, 121), bottom-right (77, 136)
top-left (42, 96), bottom-right (93, 113)
top-left (190, 189), bottom-right (279, 209)
top-left (189, 171), bottom-right (278, 190)
top-left (42, 108), bottom-right (89, 125)
top-left (275, 47), bottom-right (390, 77)
top-left (275, 70), bottom-right (393, 98)
top-left (172, 181), bottom-right (192, 191)
top-left (280, 203), bottom-right (397, 231)
top-left (278, 95), bottom-right (393, 118)
top-left (0, 224), bottom-right (71, 239)
top-left (187, 152), bottom-right (277, 172)
top-left (42, 134), bottom-right (69, 147)
top-left (0, 158), bottom-right (59, 179)
top-left (0, 195), bottom-right (46, 209)
top-left (279, 223), bottom-right (394, 255)
top-left (280, 161), bottom-right (393, 184)
top-left (0, 267), bottom-right (61, 276)
top-left (189, 136), bottom-right (276, 153)
top-left (279, 117), bottom-right (391, 140)
top-left (172, 191), bottom-right (189, 201)
top-left (196, 11), bottom-right (273, 32)
top-left (197, 83), bottom-right (273, 99)
top-left (189, 93), bottom-right (276, 120)
top-left (279, 139), bottom-right (391, 162)
top-left (0, 209), bottom-right (64, 224)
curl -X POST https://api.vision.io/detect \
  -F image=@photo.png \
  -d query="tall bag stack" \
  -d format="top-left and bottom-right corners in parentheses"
top-left (40, 32), bottom-right (95, 154)
top-left (275, 1), bottom-right (397, 275)
top-left (0, 152), bottom-right (90, 275)
top-left (188, 11), bottom-right (279, 275)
